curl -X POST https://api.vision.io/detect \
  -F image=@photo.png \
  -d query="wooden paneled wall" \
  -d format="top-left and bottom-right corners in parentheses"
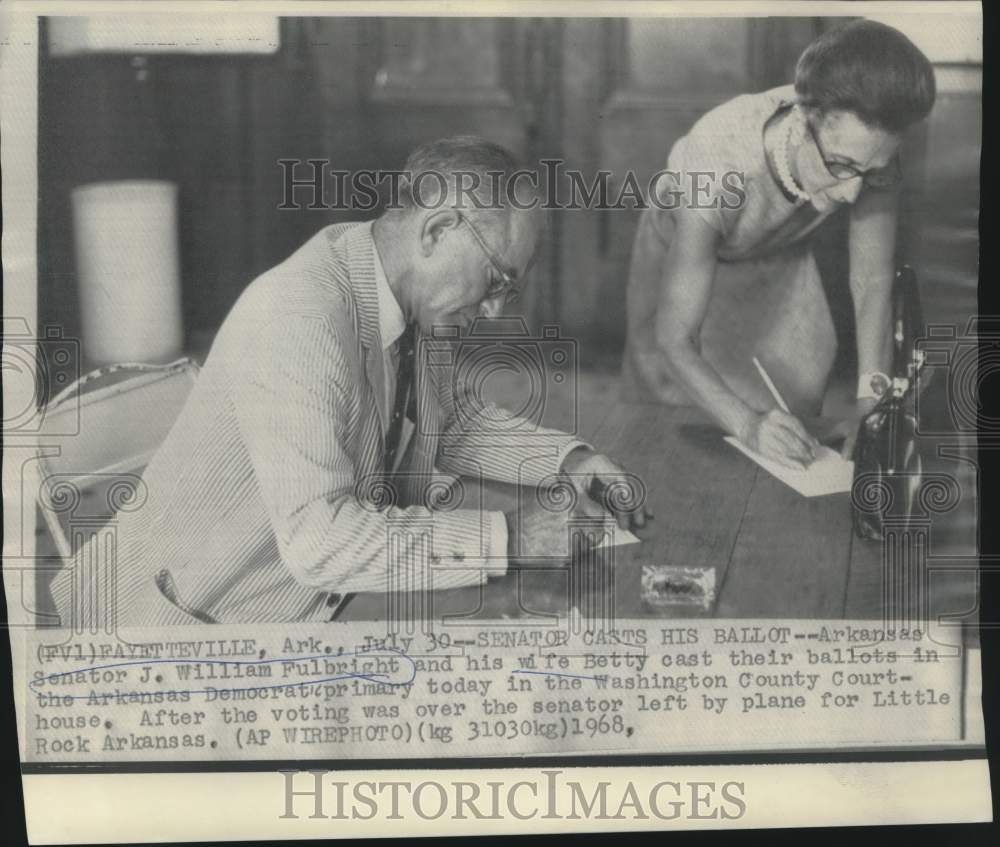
top-left (38, 16), bottom-right (979, 372)
top-left (38, 17), bottom-right (546, 359)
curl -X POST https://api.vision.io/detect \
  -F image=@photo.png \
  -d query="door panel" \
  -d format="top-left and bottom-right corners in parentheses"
top-left (626, 19), bottom-right (751, 92)
top-left (356, 18), bottom-right (557, 329)
top-left (370, 19), bottom-right (512, 99)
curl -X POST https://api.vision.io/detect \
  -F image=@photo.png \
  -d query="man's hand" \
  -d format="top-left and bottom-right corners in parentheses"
top-left (741, 409), bottom-right (819, 470)
top-left (559, 447), bottom-right (652, 532)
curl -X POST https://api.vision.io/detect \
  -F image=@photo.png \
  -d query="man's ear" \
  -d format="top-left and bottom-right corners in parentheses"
top-left (419, 209), bottom-right (461, 257)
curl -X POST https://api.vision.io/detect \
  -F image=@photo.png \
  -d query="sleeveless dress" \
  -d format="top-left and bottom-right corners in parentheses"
top-left (621, 85), bottom-right (839, 417)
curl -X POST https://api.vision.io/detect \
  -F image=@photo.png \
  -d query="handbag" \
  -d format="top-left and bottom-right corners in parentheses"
top-left (851, 265), bottom-right (927, 540)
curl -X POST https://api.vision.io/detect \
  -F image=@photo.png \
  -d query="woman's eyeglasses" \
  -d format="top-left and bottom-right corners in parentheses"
top-left (457, 212), bottom-right (522, 303)
top-left (805, 120), bottom-right (902, 189)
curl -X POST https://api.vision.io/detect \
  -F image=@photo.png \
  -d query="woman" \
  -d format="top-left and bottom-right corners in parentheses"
top-left (621, 20), bottom-right (935, 468)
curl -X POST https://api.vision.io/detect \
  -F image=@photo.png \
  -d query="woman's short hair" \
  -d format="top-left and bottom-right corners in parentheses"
top-left (794, 19), bottom-right (936, 133)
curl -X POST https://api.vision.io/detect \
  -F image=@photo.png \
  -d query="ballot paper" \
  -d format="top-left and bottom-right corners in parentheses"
top-left (724, 436), bottom-right (854, 497)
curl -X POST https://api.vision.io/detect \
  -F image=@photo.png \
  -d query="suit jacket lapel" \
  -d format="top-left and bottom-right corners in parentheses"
top-left (342, 223), bottom-right (390, 434)
top-left (416, 329), bottom-right (444, 457)
top-left (365, 347), bottom-right (389, 434)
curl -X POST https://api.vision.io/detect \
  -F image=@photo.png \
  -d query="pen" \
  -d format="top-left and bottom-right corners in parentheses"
top-left (752, 356), bottom-right (790, 414)
top-left (752, 356), bottom-right (819, 462)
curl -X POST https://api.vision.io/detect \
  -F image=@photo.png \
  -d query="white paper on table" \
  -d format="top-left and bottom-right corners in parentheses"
top-left (724, 436), bottom-right (854, 497)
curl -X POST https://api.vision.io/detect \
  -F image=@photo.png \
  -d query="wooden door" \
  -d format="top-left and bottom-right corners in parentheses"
top-left (39, 17), bottom-right (823, 355)
top-left (304, 16), bottom-right (820, 357)
top-left (243, 17), bottom-right (561, 334)
top-left (361, 17), bottom-right (564, 328)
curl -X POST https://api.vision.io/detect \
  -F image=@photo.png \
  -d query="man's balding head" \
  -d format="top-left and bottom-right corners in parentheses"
top-left (375, 136), bottom-right (546, 334)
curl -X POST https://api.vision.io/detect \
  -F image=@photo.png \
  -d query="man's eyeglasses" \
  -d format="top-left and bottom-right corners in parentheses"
top-left (805, 120), bottom-right (902, 189)
top-left (457, 213), bottom-right (521, 303)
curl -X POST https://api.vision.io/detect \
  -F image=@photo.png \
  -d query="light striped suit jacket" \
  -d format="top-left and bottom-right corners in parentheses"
top-left (51, 222), bottom-right (582, 626)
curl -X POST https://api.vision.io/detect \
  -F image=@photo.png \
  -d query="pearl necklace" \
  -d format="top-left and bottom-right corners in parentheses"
top-left (774, 110), bottom-right (811, 204)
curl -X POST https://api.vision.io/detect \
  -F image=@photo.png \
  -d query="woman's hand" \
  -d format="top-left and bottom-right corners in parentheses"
top-left (741, 409), bottom-right (820, 469)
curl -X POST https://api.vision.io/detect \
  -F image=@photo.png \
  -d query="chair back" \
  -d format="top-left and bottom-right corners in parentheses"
top-left (36, 358), bottom-right (199, 561)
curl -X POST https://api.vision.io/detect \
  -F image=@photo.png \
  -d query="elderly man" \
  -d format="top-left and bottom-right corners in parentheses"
top-left (52, 136), bottom-right (648, 628)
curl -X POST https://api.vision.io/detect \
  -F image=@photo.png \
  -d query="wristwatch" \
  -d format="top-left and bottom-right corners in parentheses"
top-left (857, 371), bottom-right (891, 401)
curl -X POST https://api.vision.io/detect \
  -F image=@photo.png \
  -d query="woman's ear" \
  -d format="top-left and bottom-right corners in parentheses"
top-left (419, 208), bottom-right (461, 257)
top-left (799, 103), bottom-right (826, 132)
top-left (790, 104), bottom-right (811, 144)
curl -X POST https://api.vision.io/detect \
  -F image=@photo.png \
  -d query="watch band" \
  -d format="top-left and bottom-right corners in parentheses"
top-left (857, 371), bottom-right (891, 400)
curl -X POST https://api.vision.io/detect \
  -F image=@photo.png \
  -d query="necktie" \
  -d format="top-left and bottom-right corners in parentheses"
top-left (332, 326), bottom-right (418, 622)
top-left (384, 322), bottom-right (417, 473)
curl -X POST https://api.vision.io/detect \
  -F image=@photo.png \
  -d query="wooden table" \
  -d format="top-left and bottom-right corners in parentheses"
top-left (326, 397), bottom-right (978, 624)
